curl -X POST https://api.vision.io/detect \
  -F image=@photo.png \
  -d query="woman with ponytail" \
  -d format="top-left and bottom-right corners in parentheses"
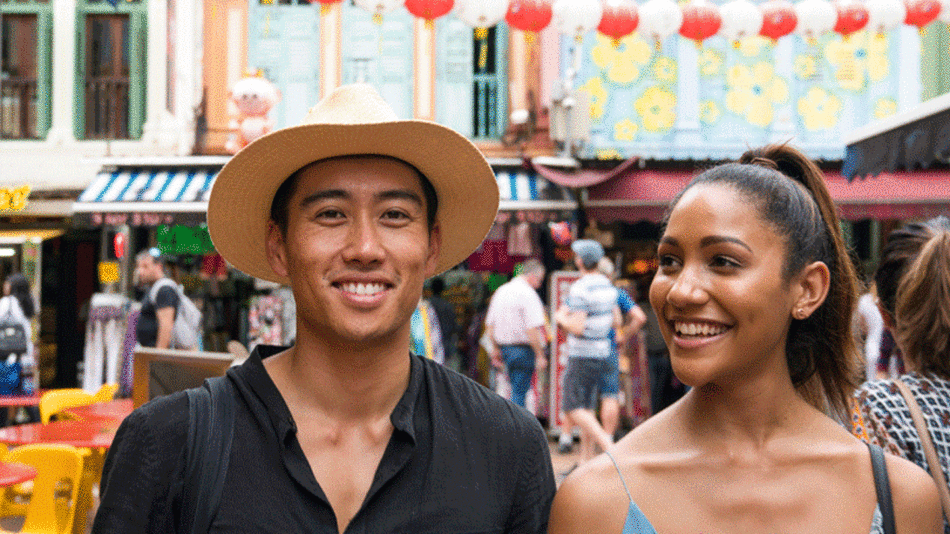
top-left (549, 144), bottom-right (941, 534)
top-left (853, 216), bottom-right (950, 533)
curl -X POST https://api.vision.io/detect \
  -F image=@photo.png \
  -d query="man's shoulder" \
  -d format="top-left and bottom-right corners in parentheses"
top-left (418, 357), bottom-right (544, 437)
top-left (125, 390), bottom-right (190, 434)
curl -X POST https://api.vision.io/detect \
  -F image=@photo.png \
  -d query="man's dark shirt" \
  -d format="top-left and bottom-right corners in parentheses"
top-left (93, 345), bottom-right (556, 533)
top-left (135, 280), bottom-right (178, 347)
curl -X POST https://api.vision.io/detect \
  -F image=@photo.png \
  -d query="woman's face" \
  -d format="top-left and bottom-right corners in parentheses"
top-left (650, 183), bottom-right (801, 389)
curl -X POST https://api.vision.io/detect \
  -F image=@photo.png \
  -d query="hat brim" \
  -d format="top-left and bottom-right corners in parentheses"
top-left (207, 120), bottom-right (500, 284)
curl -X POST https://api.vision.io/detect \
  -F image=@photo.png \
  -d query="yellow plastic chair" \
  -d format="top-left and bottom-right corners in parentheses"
top-left (92, 383), bottom-right (119, 403)
top-left (0, 444), bottom-right (85, 534)
top-left (39, 389), bottom-right (95, 425)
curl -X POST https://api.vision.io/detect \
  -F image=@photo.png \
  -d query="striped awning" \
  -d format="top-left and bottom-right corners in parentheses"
top-left (73, 168), bottom-right (219, 214)
top-left (494, 169), bottom-right (577, 211)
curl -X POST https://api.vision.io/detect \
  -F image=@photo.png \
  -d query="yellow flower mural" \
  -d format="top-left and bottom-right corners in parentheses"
top-left (614, 118), bottom-right (639, 141)
top-left (597, 149), bottom-right (623, 160)
top-left (738, 36), bottom-right (773, 58)
top-left (580, 77), bottom-right (609, 120)
top-left (725, 62), bottom-right (789, 128)
top-left (653, 57), bottom-right (677, 84)
top-left (699, 101), bottom-right (721, 124)
top-left (591, 33), bottom-right (653, 85)
top-left (798, 87), bottom-right (842, 130)
top-left (698, 48), bottom-right (723, 77)
top-left (794, 54), bottom-right (817, 80)
top-left (635, 87), bottom-right (677, 132)
top-left (874, 97), bottom-right (897, 119)
top-left (825, 31), bottom-right (890, 92)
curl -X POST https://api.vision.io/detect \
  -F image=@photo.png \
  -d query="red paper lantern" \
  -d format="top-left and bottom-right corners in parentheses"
top-left (505, 0), bottom-right (554, 33)
top-left (113, 233), bottom-right (126, 259)
top-left (679, 1), bottom-right (722, 42)
top-left (598, 0), bottom-right (640, 42)
top-left (904, 0), bottom-right (942, 27)
top-left (759, 0), bottom-right (798, 39)
top-left (311, 0), bottom-right (343, 13)
top-left (833, 0), bottom-right (870, 35)
top-left (405, 0), bottom-right (455, 22)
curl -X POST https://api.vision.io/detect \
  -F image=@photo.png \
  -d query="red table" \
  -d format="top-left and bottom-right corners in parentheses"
top-left (0, 461), bottom-right (36, 486)
top-left (0, 419), bottom-right (119, 449)
top-left (64, 399), bottom-right (133, 422)
top-left (0, 391), bottom-right (42, 408)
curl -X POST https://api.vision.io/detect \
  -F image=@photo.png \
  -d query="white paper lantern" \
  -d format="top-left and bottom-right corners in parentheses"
top-left (552, 0), bottom-right (605, 37)
top-left (794, 0), bottom-right (836, 38)
top-left (637, 0), bottom-right (684, 42)
top-left (865, 0), bottom-right (906, 32)
top-left (718, 0), bottom-right (765, 41)
top-left (939, 0), bottom-right (950, 22)
top-left (354, 0), bottom-right (403, 16)
top-left (454, 0), bottom-right (510, 28)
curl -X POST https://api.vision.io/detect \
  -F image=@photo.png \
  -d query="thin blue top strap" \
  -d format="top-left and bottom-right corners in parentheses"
top-left (604, 450), bottom-right (660, 534)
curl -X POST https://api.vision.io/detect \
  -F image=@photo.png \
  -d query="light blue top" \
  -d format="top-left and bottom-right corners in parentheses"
top-left (566, 273), bottom-right (618, 360)
top-left (604, 450), bottom-right (885, 534)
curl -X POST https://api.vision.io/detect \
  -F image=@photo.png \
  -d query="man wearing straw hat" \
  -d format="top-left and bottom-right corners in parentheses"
top-left (94, 84), bottom-right (556, 533)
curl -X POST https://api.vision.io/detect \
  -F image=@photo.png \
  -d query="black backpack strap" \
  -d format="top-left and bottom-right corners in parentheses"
top-left (869, 442), bottom-right (896, 534)
top-left (181, 375), bottom-right (236, 534)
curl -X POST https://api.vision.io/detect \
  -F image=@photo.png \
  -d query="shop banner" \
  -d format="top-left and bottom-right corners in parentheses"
top-left (548, 270), bottom-right (581, 430)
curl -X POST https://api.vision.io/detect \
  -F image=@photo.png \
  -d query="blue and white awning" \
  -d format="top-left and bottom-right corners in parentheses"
top-left (494, 169), bottom-right (576, 211)
top-left (74, 167), bottom-right (219, 214)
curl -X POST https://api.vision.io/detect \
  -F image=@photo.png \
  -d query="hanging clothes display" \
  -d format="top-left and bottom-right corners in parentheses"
top-left (83, 293), bottom-right (129, 392)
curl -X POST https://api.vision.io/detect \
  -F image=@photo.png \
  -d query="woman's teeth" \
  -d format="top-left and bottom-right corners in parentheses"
top-left (674, 322), bottom-right (728, 336)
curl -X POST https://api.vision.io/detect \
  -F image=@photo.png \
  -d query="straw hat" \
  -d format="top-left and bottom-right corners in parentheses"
top-left (208, 84), bottom-right (499, 285)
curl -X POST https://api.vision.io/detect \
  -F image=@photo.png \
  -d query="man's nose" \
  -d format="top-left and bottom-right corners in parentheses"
top-left (342, 215), bottom-right (385, 265)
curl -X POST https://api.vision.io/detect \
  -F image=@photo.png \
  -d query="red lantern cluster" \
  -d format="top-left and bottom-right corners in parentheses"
top-left (598, 1), bottom-right (640, 42)
top-left (833, 0), bottom-right (870, 36)
top-left (406, 0), bottom-right (455, 21)
top-left (759, 0), bottom-right (798, 39)
top-left (904, 0), bottom-right (942, 28)
top-left (679, 2), bottom-right (722, 42)
top-left (506, 0), bottom-right (554, 33)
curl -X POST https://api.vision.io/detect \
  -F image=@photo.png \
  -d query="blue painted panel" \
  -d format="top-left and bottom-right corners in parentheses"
top-left (248, 3), bottom-right (321, 129)
top-left (341, 4), bottom-right (414, 120)
top-left (436, 17), bottom-right (474, 137)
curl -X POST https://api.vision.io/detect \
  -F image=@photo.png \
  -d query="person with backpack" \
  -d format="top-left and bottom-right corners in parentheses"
top-left (133, 248), bottom-right (178, 350)
top-left (93, 84), bottom-right (555, 533)
top-left (0, 273), bottom-right (38, 421)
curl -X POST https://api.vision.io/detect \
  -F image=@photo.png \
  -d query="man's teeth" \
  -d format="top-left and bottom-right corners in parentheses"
top-left (341, 283), bottom-right (386, 296)
top-left (674, 322), bottom-right (727, 336)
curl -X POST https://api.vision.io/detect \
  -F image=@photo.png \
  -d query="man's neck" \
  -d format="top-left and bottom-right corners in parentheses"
top-left (265, 329), bottom-right (413, 423)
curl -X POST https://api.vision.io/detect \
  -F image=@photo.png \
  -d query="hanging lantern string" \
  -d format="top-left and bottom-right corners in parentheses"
top-left (476, 27), bottom-right (489, 71)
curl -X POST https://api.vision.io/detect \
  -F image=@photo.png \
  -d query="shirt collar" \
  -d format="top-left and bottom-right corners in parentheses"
top-left (233, 345), bottom-right (424, 444)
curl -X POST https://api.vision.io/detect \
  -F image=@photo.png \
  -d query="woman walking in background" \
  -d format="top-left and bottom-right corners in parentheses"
top-left (549, 144), bottom-right (941, 534)
top-left (852, 217), bottom-right (950, 532)
top-left (0, 273), bottom-right (38, 421)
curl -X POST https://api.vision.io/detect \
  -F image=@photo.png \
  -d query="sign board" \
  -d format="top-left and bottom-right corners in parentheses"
top-left (548, 270), bottom-right (581, 429)
top-left (0, 186), bottom-right (30, 212)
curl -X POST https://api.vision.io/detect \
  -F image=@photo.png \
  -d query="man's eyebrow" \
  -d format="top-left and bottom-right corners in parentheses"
top-left (299, 189), bottom-right (347, 209)
top-left (377, 189), bottom-right (423, 206)
top-left (658, 235), bottom-right (753, 253)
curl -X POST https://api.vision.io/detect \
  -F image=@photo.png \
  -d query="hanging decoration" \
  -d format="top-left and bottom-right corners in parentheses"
top-left (718, 0), bottom-right (764, 44)
top-left (679, 0), bottom-right (723, 44)
top-left (354, 0), bottom-right (403, 24)
top-left (311, 0), bottom-right (344, 16)
top-left (903, 0), bottom-right (942, 29)
top-left (865, 0), bottom-right (906, 33)
top-left (505, 0), bottom-right (554, 41)
top-left (454, 0), bottom-right (510, 70)
top-left (637, 0), bottom-right (684, 48)
top-left (833, 0), bottom-right (870, 37)
top-left (406, 0), bottom-right (456, 28)
top-left (759, 0), bottom-right (798, 40)
top-left (794, 0), bottom-right (836, 41)
top-left (598, 0), bottom-right (639, 46)
top-left (552, 0), bottom-right (604, 41)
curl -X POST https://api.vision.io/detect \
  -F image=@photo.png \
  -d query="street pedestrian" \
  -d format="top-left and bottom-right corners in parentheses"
top-left (549, 144), bottom-right (941, 534)
top-left (133, 248), bottom-right (177, 350)
top-left (93, 83), bottom-right (555, 533)
top-left (484, 258), bottom-right (548, 409)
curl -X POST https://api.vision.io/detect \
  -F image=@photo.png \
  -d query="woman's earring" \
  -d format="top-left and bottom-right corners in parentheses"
top-left (796, 308), bottom-right (805, 319)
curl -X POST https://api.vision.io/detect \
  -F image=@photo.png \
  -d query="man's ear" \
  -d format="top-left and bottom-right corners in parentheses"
top-left (425, 223), bottom-right (442, 277)
top-left (793, 261), bottom-right (831, 320)
top-left (266, 221), bottom-right (290, 278)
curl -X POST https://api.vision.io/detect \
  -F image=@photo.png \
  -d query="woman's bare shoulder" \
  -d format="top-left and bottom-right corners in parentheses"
top-left (548, 454), bottom-right (630, 534)
top-left (885, 453), bottom-right (942, 534)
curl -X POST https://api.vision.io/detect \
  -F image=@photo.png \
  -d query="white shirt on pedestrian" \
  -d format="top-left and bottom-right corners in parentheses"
top-left (485, 276), bottom-right (547, 346)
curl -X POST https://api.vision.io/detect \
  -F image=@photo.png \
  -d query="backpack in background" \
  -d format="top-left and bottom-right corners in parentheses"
top-left (0, 298), bottom-right (28, 356)
top-left (150, 279), bottom-right (203, 350)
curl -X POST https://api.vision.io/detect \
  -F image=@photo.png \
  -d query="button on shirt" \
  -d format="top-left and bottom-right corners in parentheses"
top-left (93, 345), bottom-right (556, 533)
top-left (566, 273), bottom-right (618, 359)
top-left (485, 276), bottom-right (547, 345)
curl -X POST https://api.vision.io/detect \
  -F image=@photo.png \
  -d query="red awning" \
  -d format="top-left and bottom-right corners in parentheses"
top-left (531, 156), bottom-right (640, 188)
top-left (586, 169), bottom-right (950, 223)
